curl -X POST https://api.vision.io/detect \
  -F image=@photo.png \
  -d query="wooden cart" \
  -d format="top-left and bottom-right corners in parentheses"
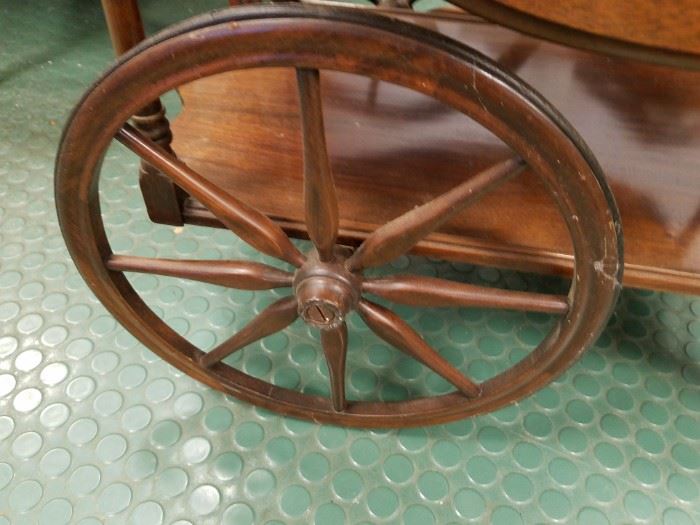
top-left (55, 0), bottom-right (700, 427)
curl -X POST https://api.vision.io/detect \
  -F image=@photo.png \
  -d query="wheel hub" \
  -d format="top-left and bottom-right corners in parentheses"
top-left (294, 251), bottom-right (360, 329)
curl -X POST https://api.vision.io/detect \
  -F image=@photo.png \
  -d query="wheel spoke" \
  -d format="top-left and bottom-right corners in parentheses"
top-left (107, 254), bottom-right (293, 290)
top-left (296, 68), bottom-right (338, 261)
top-left (346, 157), bottom-right (525, 271)
top-left (363, 274), bottom-right (568, 314)
top-left (200, 296), bottom-right (298, 367)
top-left (321, 323), bottom-right (348, 411)
top-left (357, 299), bottom-right (480, 397)
top-left (116, 123), bottom-right (305, 267)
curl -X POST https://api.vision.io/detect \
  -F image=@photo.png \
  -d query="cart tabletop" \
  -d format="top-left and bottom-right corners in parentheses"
top-left (452, 0), bottom-right (700, 69)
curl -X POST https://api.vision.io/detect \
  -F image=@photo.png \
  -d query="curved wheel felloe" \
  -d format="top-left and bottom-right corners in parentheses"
top-left (55, 4), bottom-right (622, 428)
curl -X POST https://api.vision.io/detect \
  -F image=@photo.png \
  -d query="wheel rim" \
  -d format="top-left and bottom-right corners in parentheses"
top-left (55, 5), bottom-right (622, 427)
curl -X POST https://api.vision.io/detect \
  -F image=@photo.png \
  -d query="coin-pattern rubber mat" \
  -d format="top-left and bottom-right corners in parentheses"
top-left (1, 2), bottom-right (699, 524)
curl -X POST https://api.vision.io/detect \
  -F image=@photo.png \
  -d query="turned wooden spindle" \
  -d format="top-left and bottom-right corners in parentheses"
top-left (101, 0), bottom-right (185, 226)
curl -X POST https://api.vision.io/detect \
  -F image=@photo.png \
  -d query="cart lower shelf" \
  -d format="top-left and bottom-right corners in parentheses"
top-left (166, 10), bottom-right (700, 294)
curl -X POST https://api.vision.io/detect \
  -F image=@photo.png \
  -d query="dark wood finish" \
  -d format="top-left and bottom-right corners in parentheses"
top-left (490, 0), bottom-right (700, 56)
top-left (358, 299), bottom-right (481, 397)
top-left (296, 68), bottom-right (339, 261)
top-left (116, 124), bottom-right (306, 267)
top-left (100, 0), bottom-right (145, 56)
top-left (320, 323), bottom-right (348, 411)
top-left (451, 0), bottom-right (700, 70)
top-left (56, 6), bottom-right (621, 426)
top-left (346, 157), bottom-right (524, 271)
top-left (200, 296), bottom-right (299, 367)
top-left (106, 255), bottom-right (293, 289)
top-left (363, 274), bottom-right (568, 314)
top-left (292, 251), bottom-right (361, 330)
top-left (100, 0), bottom-right (184, 225)
top-left (171, 13), bottom-right (700, 295)
top-left (130, 102), bottom-right (185, 226)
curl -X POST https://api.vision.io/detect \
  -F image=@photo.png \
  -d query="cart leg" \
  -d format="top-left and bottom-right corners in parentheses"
top-left (101, 0), bottom-right (185, 226)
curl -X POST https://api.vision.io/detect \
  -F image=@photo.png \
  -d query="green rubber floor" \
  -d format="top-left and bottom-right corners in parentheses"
top-left (1, 2), bottom-right (699, 524)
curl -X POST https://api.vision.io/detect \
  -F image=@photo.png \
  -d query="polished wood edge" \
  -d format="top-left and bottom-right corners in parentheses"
top-left (182, 198), bottom-right (699, 295)
top-left (183, 200), bottom-right (574, 271)
top-left (448, 0), bottom-right (700, 70)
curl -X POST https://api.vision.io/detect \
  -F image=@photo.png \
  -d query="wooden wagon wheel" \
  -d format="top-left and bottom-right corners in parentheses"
top-left (55, 4), bottom-right (622, 427)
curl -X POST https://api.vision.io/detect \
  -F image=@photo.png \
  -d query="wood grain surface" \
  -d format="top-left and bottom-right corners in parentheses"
top-left (490, 0), bottom-right (700, 55)
top-left (170, 14), bottom-right (700, 293)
